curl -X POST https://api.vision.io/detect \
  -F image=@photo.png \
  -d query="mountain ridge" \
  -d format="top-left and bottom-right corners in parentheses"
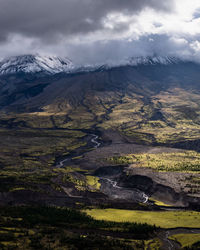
top-left (0, 54), bottom-right (74, 75)
top-left (0, 54), bottom-right (193, 76)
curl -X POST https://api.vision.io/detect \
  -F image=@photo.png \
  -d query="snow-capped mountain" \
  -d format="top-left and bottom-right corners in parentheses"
top-left (0, 54), bottom-right (185, 76)
top-left (0, 54), bottom-right (74, 75)
top-left (96, 56), bottom-right (181, 70)
top-left (75, 56), bottom-right (181, 73)
top-left (0, 53), bottom-right (199, 113)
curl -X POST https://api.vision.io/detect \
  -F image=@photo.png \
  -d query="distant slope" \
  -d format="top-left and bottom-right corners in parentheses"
top-left (1, 56), bottom-right (200, 148)
top-left (1, 58), bottom-right (199, 110)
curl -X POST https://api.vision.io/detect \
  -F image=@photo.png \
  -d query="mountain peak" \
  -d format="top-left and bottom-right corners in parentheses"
top-left (99, 55), bottom-right (181, 69)
top-left (0, 54), bottom-right (188, 76)
top-left (127, 55), bottom-right (180, 65)
top-left (0, 54), bottom-right (74, 75)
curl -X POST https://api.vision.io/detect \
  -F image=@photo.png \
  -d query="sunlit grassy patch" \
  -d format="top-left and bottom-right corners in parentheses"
top-left (145, 238), bottom-right (162, 250)
top-left (149, 198), bottom-right (173, 207)
top-left (85, 209), bottom-right (200, 228)
top-left (53, 166), bottom-right (86, 174)
top-left (169, 233), bottom-right (200, 248)
top-left (108, 151), bottom-right (200, 172)
top-left (86, 176), bottom-right (101, 191)
top-left (72, 155), bottom-right (83, 160)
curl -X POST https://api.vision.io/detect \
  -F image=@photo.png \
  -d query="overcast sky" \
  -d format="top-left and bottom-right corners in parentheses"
top-left (0, 0), bottom-right (200, 64)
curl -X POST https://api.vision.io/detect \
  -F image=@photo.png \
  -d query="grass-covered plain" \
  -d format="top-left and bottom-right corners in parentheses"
top-left (0, 206), bottom-right (156, 249)
top-left (169, 233), bottom-right (200, 248)
top-left (108, 151), bottom-right (200, 172)
top-left (85, 209), bottom-right (200, 228)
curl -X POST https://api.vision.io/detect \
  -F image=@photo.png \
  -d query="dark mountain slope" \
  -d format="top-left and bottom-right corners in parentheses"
top-left (1, 59), bottom-right (200, 147)
top-left (2, 60), bottom-right (200, 110)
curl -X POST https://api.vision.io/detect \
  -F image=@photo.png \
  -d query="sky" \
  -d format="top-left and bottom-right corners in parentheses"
top-left (0, 0), bottom-right (200, 64)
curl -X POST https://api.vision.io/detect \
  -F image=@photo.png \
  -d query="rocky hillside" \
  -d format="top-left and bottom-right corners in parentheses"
top-left (1, 55), bottom-right (200, 147)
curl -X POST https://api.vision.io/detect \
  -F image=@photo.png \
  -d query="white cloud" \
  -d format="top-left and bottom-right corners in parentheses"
top-left (190, 41), bottom-right (200, 52)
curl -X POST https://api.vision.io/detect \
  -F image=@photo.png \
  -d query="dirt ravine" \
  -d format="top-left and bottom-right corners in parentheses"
top-left (81, 129), bottom-right (200, 207)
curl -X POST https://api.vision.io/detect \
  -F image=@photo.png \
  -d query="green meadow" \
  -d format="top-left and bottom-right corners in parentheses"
top-left (169, 233), bottom-right (200, 248)
top-left (85, 209), bottom-right (200, 228)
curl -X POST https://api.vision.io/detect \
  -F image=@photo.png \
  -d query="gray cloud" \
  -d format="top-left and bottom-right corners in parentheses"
top-left (1, 32), bottom-right (200, 65)
top-left (1, 0), bottom-right (199, 66)
top-left (193, 8), bottom-right (200, 19)
top-left (0, 0), bottom-right (174, 42)
top-left (58, 34), bottom-right (200, 65)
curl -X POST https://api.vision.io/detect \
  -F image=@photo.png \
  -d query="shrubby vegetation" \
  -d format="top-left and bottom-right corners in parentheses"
top-left (0, 206), bottom-right (156, 249)
top-left (108, 151), bottom-right (200, 172)
top-left (0, 128), bottom-right (88, 193)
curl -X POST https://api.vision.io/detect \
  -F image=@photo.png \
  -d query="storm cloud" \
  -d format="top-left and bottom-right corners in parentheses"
top-left (0, 0), bottom-right (200, 64)
top-left (0, 0), bottom-right (174, 41)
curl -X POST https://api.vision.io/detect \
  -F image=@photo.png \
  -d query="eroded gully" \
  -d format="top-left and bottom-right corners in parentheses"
top-left (55, 132), bottom-right (149, 204)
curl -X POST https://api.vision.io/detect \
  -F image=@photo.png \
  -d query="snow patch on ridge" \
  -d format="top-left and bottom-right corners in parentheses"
top-left (98, 56), bottom-right (180, 69)
top-left (0, 54), bottom-right (183, 76)
top-left (0, 54), bottom-right (74, 75)
top-left (75, 56), bottom-right (181, 73)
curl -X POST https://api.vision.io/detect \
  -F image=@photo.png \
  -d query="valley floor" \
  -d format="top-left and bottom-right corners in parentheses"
top-left (1, 127), bottom-right (200, 249)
